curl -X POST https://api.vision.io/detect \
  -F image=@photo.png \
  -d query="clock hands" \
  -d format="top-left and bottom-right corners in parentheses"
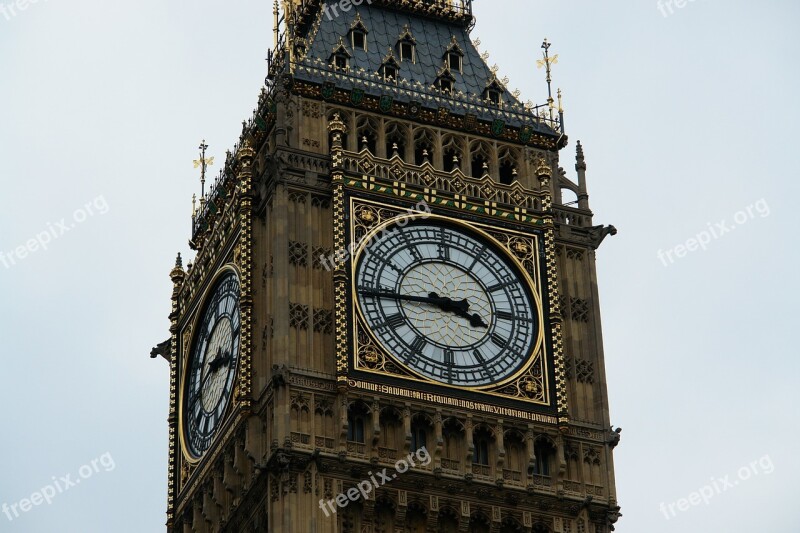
top-left (208, 347), bottom-right (232, 373)
top-left (360, 289), bottom-right (488, 329)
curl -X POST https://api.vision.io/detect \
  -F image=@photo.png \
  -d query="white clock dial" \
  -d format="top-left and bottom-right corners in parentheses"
top-left (183, 271), bottom-right (241, 458)
top-left (355, 220), bottom-right (538, 387)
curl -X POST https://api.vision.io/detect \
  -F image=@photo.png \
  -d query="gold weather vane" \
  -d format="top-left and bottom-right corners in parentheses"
top-left (193, 140), bottom-right (214, 199)
top-left (539, 39), bottom-right (559, 126)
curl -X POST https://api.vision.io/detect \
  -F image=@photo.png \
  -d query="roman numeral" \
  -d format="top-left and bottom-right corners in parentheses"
top-left (384, 314), bottom-right (406, 330)
top-left (491, 333), bottom-right (507, 348)
top-left (487, 281), bottom-right (515, 292)
top-left (496, 310), bottom-right (514, 321)
top-left (467, 245), bottom-right (487, 271)
top-left (444, 349), bottom-right (455, 367)
top-left (410, 335), bottom-right (427, 355)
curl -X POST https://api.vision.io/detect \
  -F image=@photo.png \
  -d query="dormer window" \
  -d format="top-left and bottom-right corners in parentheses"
top-left (329, 38), bottom-right (351, 71)
top-left (352, 30), bottom-right (366, 51)
top-left (334, 54), bottom-right (348, 70)
top-left (444, 36), bottom-right (465, 73)
top-left (436, 67), bottom-right (456, 95)
top-left (380, 50), bottom-right (400, 82)
top-left (483, 79), bottom-right (505, 106)
top-left (400, 41), bottom-right (415, 62)
top-left (448, 52), bottom-right (462, 72)
top-left (349, 14), bottom-right (368, 51)
top-left (397, 26), bottom-right (417, 63)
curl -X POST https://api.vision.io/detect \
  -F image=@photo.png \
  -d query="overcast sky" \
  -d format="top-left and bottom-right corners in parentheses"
top-left (1, 1), bottom-right (797, 531)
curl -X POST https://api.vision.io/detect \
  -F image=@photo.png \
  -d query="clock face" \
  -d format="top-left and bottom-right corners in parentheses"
top-left (183, 271), bottom-right (241, 458)
top-left (355, 219), bottom-right (539, 387)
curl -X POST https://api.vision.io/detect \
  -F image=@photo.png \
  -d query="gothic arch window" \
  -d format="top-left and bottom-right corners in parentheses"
top-left (291, 394), bottom-right (311, 437)
top-left (499, 147), bottom-right (521, 185)
top-left (339, 501), bottom-right (362, 533)
top-left (504, 430), bottom-right (527, 480)
top-left (384, 121), bottom-right (408, 159)
top-left (443, 135), bottom-right (464, 172)
top-left (410, 413), bottom-right (432, 452)
top-left (374, 496), bottom-right (396, 533)
top-left (405, 502), bottom-right (427, 533)
top-left (347, 401), bottom-right (370, 444)
top-left (379, 407), bottom-right (403, 453)
top-left (442, 418), bottom-right (465, 470)
top-left (500, 517), bottom-right (525, 533)
top-left (413, 128), bottom-right (435, 166)
top-left (314, 398), bottom-right (335, 450)
top-left (437, 507), bottom-right (459, 533)
top-left (564, 441), bottom-right (582, 483)
top-left (472, 425), bottom-right (493, 467)
top-left (469, 512), bottom-right (491, 533)
top-left (470, 141), bottom-right (493, 179)
top-left (356, 115), bottom-right (379, 154)
top-left (583, 446), bottom-right (602, 486)
top-left (533, 438), bottom-right (556, 477)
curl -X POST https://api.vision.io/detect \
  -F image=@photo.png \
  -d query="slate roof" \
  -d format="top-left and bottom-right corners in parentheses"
top-left (288, 0), bottom-right (560, 135)
top-left (308, 2), bottom-right (511, 103)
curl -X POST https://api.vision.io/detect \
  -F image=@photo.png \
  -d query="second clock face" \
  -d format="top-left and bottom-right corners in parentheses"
top-left (355, 219), bottom-right (539, 387)
top-left (183, 270), bottom-right (241, 458)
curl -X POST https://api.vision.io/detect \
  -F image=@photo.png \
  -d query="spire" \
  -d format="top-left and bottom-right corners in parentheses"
top-left (576, 141), bottom-right (586, 171)
top-left (538, 38), bottom-right (563, 131)
top-left (576, 141), bottom-right (589, 210)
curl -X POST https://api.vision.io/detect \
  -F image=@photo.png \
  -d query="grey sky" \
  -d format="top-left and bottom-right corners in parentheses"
top-left (0, 1), bottom-right (796, 531)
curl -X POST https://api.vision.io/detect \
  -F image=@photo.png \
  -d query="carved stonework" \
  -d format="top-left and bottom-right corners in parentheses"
top-left (289, 240), bottom-right (309, 267)
top-left (289, 303), bottom-right (310, 330)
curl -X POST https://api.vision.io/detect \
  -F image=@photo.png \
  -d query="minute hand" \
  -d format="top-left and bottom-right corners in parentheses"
top-left (359, 289), bottom-right (469, 311)
top-left (360, 289), bottom-right (488, 329)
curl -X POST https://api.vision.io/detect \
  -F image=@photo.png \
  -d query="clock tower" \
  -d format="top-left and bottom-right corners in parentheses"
top-left (156, 1), bottom-right (622, 531)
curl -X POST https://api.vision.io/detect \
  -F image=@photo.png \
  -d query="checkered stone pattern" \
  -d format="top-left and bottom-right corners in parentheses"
top-left (313, 247), bottom-right (332, 270)
top-left (313, 309), bottom-right (334, 335)
top-left (289, 303), bottom-right (309, 330)
top-left (570, 298), bottom-right (590, 323)
top-left (289, 240), bottom-right (308, 267)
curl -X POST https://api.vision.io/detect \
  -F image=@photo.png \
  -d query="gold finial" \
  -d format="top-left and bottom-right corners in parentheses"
top-left (539, 39), bottom-right (558, 123)
top-left (192, 193), bottom-right (197, 216)
top-left (558, 88), bottom-right (563, 113)
top-left (193, 140), bottom-right (214, 198)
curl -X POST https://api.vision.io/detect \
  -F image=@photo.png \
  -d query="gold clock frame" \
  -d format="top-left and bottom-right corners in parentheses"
top-left (346, 197), bottom-right (552, 407)
top-left (177, 263), bottom-right (243, 464)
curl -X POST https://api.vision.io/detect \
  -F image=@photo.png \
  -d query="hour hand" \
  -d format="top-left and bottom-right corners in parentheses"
top-left (208, 348), bottom-right (232, 373)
